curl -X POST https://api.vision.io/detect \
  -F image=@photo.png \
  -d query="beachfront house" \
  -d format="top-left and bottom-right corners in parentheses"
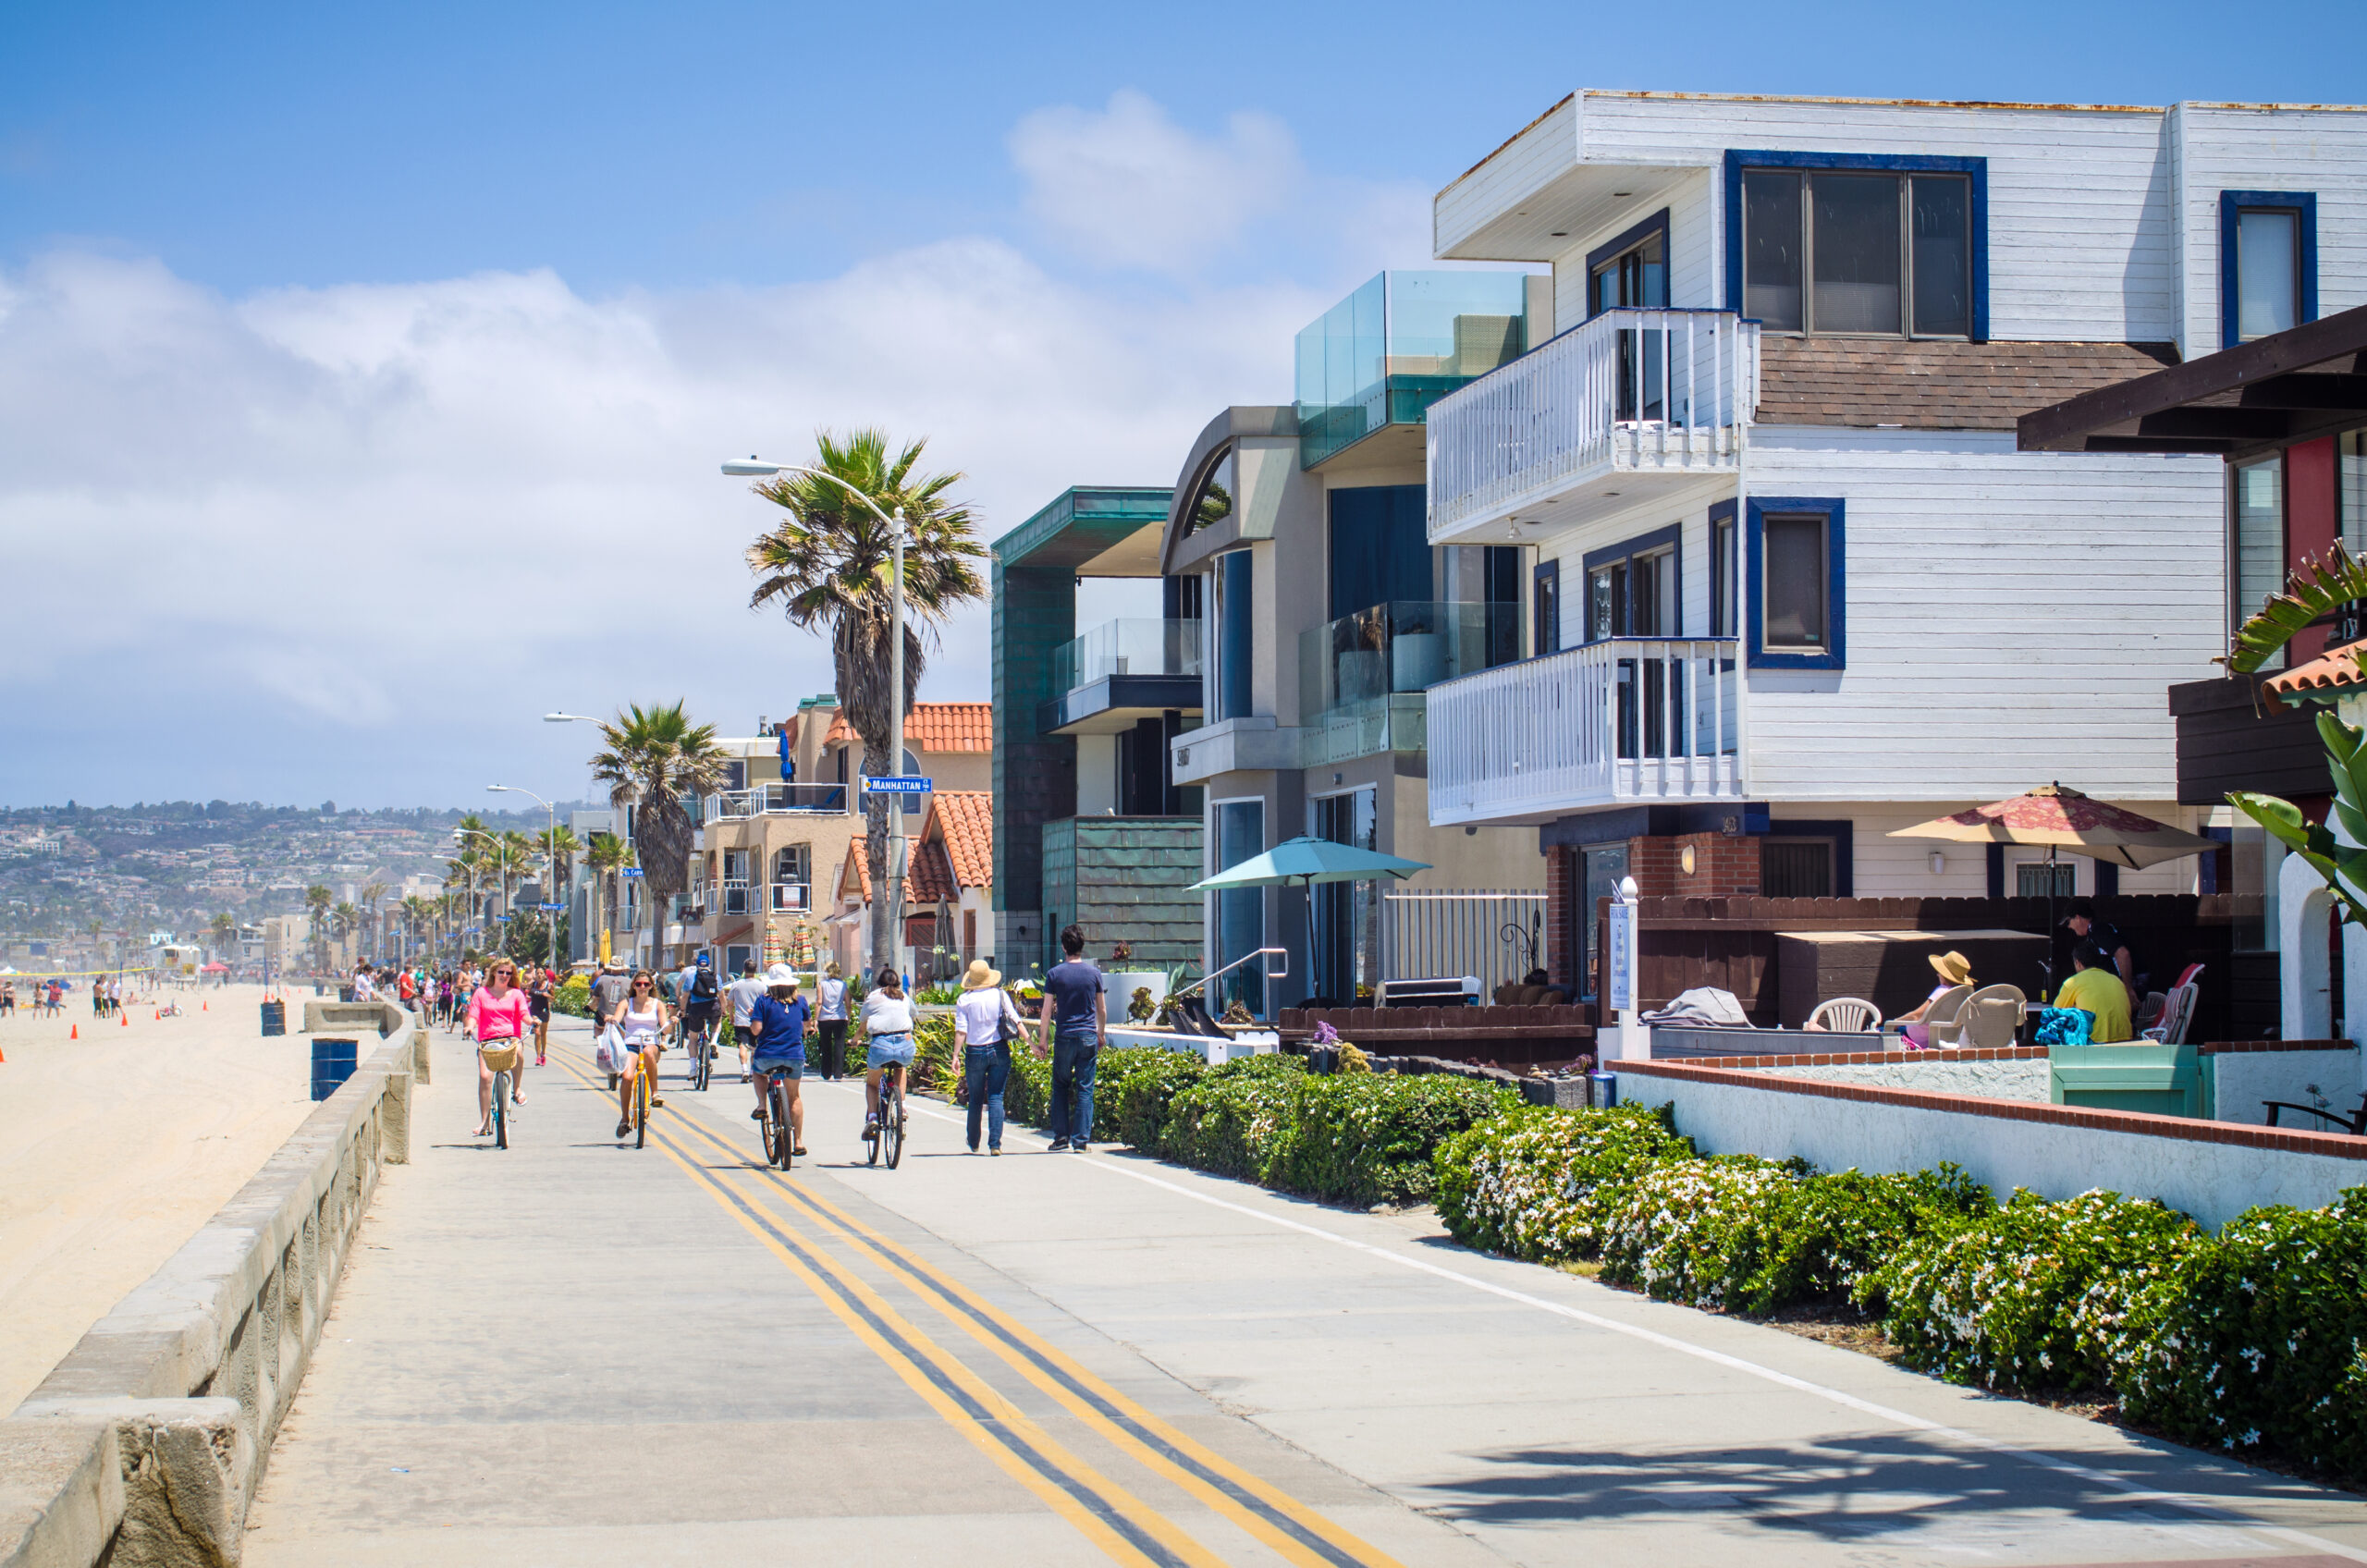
top-left (1415, 90), bottom-right (2365, 1005)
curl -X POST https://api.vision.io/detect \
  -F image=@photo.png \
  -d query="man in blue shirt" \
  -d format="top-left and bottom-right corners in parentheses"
top-left (746, 963), bottom-right (812, 1156)
top-left (1036, 925), bottom-right (1107, 1151)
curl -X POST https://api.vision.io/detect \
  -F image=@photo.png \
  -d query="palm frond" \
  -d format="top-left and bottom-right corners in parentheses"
top-left (2224, 541), bottom-right (2367, 674)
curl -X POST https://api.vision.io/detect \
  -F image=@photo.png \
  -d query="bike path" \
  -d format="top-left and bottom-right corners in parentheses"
top-left (245, 1017), bottom-right (2367, 1566)
top-left (240, 1021), bottom-right (1485, 1567)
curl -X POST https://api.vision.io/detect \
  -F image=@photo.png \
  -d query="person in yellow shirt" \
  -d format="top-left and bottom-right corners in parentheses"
top-left (2054, 941), bottom-right (2133, 1043)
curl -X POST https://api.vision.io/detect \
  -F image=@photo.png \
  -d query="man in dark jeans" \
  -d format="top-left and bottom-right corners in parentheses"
top-left (1037, 924), bottom-right (1108, 1152)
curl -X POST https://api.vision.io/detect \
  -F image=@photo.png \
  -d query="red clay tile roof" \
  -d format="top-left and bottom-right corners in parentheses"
top-left (1758, 337), bottom-right (2180, 430)
top-left (907, 839), bottom-right (960, 905)
top-left (925, 791), bottom-right (993, 890)
top-left (819, 702), bottom-right (992, 753)
top-left (2264, 641), bottom-right (2367, 703)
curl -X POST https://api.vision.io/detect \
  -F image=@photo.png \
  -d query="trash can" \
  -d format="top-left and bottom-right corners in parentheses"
top-left (1588, 1070), bottom-right (1618, 1109)
top-left (260, 999), bottom-right (286, 1037)
top-left (311, 1037), bottom-right (358, 1101)
top-left (337, 986), bottom-right (355, 1003)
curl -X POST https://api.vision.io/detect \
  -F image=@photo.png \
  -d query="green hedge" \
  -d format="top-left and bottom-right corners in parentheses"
top-left (1434, 1104), bottom-right (1696, 1262)
top-left (551, 976), bottom-right (590, 1019)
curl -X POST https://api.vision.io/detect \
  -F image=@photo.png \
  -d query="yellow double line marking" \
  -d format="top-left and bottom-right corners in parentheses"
top-left (552, 1048), bottom-right (1404, 1567)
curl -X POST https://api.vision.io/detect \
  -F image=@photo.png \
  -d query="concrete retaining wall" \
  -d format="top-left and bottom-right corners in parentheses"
top-left (2204, 1042), bottom-right (2362, 1126)
top-left (1732, 1054), bottom-right (2052, 1100)
top-left (1, 1006), bottom-right (427, 1568)
top-left (1616, 1056), bottom-right (2367, 1231)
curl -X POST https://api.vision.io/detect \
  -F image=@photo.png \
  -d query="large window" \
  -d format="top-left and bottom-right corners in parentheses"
top-left (1213, 800), bottom-right (1266, 1013)
top-left (2234, 457), bottom-right (2285, 670)
top-left (1588, 211), bottom-right (1669, 315)
top-left (2220, 191), bottom-right (2318, 349)
top-left (1746, 497), bottom-right (1846, 669)
top-left (1216, 550), bottom-right (1255, 721)
top-left (1328, 485), bottom-right (1431, 619)
top-left (1710, 501), bottom-right (1738, 637)
top-left (1309, 789), bottom-right (1377, 1006)
top-left (1584, 527), bottom-right (1680, 642)
top-left (1732, 154), bottom-right (1980, 338)
top-left (1533, 559), bottom-right (1562, 657)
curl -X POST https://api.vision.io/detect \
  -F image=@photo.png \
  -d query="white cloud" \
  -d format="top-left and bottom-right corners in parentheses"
top-left (0, 239), bottom-right (1327, 806)
top-left (1010, 89), bottom-right (1302, 274)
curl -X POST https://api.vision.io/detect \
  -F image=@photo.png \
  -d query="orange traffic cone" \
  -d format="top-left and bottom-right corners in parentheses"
top-left (202, 1001), bottom-right (207, 1011)
top-left (153, 1008), bottom-right (160, 1021)
top-left (69, 1024), bottom-right (78, 1039)
top-left (121, 1011), bottom-right (129, 1027)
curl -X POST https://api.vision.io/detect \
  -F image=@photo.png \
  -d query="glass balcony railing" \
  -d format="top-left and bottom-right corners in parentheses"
top-left (1052, 618), bottom-right (1203, 692)
top-left (1294, 271), bottom-right (1540, 468)
top-left (1296, 600), bottom-right (1519, 729)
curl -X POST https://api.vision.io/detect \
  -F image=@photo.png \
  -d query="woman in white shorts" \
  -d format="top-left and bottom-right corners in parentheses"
top-left (860, 966), bottom-right (915, 1141)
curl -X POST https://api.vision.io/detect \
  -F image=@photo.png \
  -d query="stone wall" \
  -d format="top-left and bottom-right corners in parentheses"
top-left (1, 1005), bottom-right (427, 1568)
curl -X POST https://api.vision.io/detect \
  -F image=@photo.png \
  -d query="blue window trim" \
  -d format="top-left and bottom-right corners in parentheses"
top-left (1580, 523), bottom-right (1684, 641)
top-left (1585, 207), bottom-right (1672, 317)
top-left (1532, 557), bottom-right (1561, 656)
top-left (1745, 496), bottom-right (1846, 670)
top-left (2219, 190), bottom-right (2319, 349)
top-left (1723, 149), bottom-right (1989, 342)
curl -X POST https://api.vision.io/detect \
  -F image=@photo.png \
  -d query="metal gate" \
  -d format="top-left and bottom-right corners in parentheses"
top-left (1380, 888), bottom-right (1546, 1000)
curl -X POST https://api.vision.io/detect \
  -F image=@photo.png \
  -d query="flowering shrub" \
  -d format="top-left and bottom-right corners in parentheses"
top-left (2111, 1187), bottom-right (2367, 1478)
top-left (550, 975), bottom-right (591, 1018)
top-left (1266, 1072), bottom-right (1514, 1207)
top-left (1867, 1189), bottom-right (2202, 1393)
top-left (1597, 1160), bottom-right (1993, 1315)
top-left (1432, 1105), bottom-right (1695, 1262)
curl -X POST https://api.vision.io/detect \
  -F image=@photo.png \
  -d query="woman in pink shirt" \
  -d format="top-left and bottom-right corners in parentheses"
top-left (469, 960), bottom-right (533, 1138)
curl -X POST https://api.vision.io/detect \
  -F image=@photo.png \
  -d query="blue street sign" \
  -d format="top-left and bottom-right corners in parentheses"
top-left (622, 867), bottom-right (644, 878)
top-left (862, 775), bottom-right (934, 795)
top-left (536, 902), bottom-right (566, 912)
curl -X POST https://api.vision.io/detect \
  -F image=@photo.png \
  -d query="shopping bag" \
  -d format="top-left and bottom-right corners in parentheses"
top-left (594, 1024), bottom-right (624, 1073)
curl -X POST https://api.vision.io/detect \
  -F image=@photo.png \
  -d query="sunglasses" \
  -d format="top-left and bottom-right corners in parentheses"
top-left (632, 981), bottom-right (652, 989)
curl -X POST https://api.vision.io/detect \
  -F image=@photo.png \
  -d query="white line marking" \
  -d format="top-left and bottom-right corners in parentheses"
top-left (856, 1084), bottom-right (2367, 1562)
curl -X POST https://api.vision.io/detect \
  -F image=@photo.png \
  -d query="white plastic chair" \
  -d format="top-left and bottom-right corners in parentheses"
top-left (1919, 984), bottom-right (1976, 1047)
top-left (1806, 997), bottom-right (1882, 1033)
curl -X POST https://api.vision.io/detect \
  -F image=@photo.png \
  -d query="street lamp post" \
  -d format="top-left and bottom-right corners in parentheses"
top-left (490, 785), bottom-right (558, 977)
top-left (453, 826), bottom-right (501, 963)
top-left (721, 458), bottom-right (909, 978)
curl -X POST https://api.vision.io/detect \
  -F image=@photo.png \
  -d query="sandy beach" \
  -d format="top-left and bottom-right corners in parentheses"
top-left (0, 981), bottom-right (358, 1411)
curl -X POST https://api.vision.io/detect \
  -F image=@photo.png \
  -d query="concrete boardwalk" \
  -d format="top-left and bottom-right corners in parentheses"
top-left (245, 1017), bottom-right (2367, 1566)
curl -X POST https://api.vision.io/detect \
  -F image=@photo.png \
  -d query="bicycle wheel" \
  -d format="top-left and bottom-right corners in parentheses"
top-left (882, 1075), bottom-right (904, 1169)
top-left (635, 1066), bottom-right (649, 1149)
top-left (493, 1070), bottom-right (509, 1150)
top-left (695, 1033), bottom-right (712, 1092)
top-left (771, 1081), bottom-right (793, 1170)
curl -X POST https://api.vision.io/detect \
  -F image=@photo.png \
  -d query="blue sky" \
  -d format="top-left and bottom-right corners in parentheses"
top-left (1, 1), bottom-right (2362, 809)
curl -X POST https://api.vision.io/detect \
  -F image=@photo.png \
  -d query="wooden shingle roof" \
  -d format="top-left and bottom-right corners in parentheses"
top-left (1760, 337), bottom-right (2179, 431)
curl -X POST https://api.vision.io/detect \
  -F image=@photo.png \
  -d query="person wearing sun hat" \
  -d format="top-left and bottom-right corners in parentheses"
top-left (952, 958), bottom-right (1026, 1155)
top-left (1895, 949), bottom-right (1975, 1036)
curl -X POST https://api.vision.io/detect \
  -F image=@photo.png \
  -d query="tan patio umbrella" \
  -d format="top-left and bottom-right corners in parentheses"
top-left (1886, 783), bottom-right (2220, 869)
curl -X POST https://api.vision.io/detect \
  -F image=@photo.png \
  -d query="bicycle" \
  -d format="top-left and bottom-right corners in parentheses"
top-left (866, 1062), bottom-right (906, 1169)
top-left (631, 1056), bottom-right (652, 1148)
top-left (482, 1040), bottom-right (521, 1150)
top-left (754, 1064), bottom-right (796, 1170)
top-left (690, 1018), bottom-right (715, 1093)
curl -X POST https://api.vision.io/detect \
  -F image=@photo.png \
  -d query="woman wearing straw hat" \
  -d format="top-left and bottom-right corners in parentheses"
top-left (1895, 950), bottom-right (1974, 1043)
top-left (952, 958), bottom-right (1026, 1155)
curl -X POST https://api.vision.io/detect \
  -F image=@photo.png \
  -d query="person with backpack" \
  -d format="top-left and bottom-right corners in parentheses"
top-left (680, 951), bottom-right (722, 1063)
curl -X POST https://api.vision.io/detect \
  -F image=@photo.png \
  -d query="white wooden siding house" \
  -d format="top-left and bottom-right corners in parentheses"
top-left (1419, 91), bottom-right (2367, 996)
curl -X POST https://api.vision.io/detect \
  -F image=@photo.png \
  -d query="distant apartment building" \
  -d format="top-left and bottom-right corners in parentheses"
top-left (1409, 90), bottom-right (2363, 1002)
top-left (690, 697), bottom-right (993, 976)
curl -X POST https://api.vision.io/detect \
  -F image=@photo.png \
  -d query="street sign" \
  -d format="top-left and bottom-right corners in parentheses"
top-left (536, 902), bottom-right (566, 912)
top-left (1606, 902), bottom-right (1636, 1012)
top-left (862, 775), bottom-right (934, 795)
top-left (622, 868), bottom-right (644, 878)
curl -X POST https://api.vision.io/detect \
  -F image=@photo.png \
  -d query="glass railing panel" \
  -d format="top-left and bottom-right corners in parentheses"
top-left (1297, 601), bottom-right (1506, 726)
top-left (1052, 618), bottom-right (1204, 691)
top-left (1294, 271), bottom-right (1537, 466)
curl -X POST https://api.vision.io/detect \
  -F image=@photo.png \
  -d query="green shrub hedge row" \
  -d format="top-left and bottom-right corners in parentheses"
top-left (1436, 1103), bottom-right (2367, 1480)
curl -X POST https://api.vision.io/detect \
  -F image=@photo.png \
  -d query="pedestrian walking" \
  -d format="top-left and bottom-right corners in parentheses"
top-left (1036, 925), bottom-right (1107, 1152)
top-left (815, 962), bottom-right (849, 1080)
top-left (953, 959), bottom-right (1024, 1156)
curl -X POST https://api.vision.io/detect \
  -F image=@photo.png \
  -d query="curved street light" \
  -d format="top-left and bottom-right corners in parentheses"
top-left (721, 456), bottom-right (912, 974)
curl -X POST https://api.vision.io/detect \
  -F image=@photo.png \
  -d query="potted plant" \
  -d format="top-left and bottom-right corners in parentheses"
top-left (1101, 940), bottom-right (1171, 1025)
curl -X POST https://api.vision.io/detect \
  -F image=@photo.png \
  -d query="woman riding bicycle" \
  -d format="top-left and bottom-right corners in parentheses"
top-left (468, 960), bottom-right (532, 1138)
top-left (860, 966), bottom-right (916, 1145)
top-left (745, 963), bottom-right (812, 1158)
top-left (613, 969), bottom-right (669, 1139)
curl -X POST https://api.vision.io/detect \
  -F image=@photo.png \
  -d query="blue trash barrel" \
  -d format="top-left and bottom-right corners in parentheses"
top-left (1588, 1070), bottom-right (1618, 1109)
top-left (260, 1000), bottom-right (286, 1036)
top-left (311, 1037), bottom-right (359, 1101)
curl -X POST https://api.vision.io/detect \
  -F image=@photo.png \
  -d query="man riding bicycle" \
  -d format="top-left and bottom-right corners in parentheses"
top-left (723, 960), bottom-right (766, 1084)
top-left (745, 963), bottom-right (811, 1157)
top-left (679, 951), bottom-right (721, 1061)
top-left (860, 966), bottom-right (916, 1145)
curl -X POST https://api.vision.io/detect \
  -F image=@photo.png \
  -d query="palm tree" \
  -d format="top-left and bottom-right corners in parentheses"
top-left (362, 881), bottom-right (387, 962)
top-left (209, 911), bottom-right (236, 962)
top-left (743, 429), bottom-right (986, 969)
top-left (332, 901), bottom-right (360, 970)
top-left (584, 831), bottom-right (631, 964)
top-left (588, 705), bottom-right (727, 972)
top-left (305, 885), bottom-right (331, 974)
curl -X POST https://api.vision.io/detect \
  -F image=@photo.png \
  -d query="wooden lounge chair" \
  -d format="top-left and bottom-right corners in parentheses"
top-left (2262, 1093), bottom-right (2367, 1134)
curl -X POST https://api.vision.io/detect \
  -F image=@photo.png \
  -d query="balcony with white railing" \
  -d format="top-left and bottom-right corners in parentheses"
top-left (1426, 308), bottom-right (1759, 545)
top-left (1426, 637), bottom-right (1745, 826)
top-left (705, 783), bottom-right (853, 820)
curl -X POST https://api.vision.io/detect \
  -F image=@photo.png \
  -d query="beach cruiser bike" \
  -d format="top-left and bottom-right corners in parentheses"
top-left (866, 1061), bottom-right (905, 1169)
top-left (482, 1039), bottom-right (522, 1150)
top-left (688, 1013), bottom-right (717, 1093)
top-left (754, 1062), bottom-right (796, 1170)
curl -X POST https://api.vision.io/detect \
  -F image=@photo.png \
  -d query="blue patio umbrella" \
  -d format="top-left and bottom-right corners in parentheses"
top-left (1191, 836), bottom-right (1429, 1007)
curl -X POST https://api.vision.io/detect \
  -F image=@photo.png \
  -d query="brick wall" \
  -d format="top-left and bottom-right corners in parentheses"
top-left (1545, 843), bottom-right (1576, 991)
top-left (1627, 832), bottom-right (1761, 900)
